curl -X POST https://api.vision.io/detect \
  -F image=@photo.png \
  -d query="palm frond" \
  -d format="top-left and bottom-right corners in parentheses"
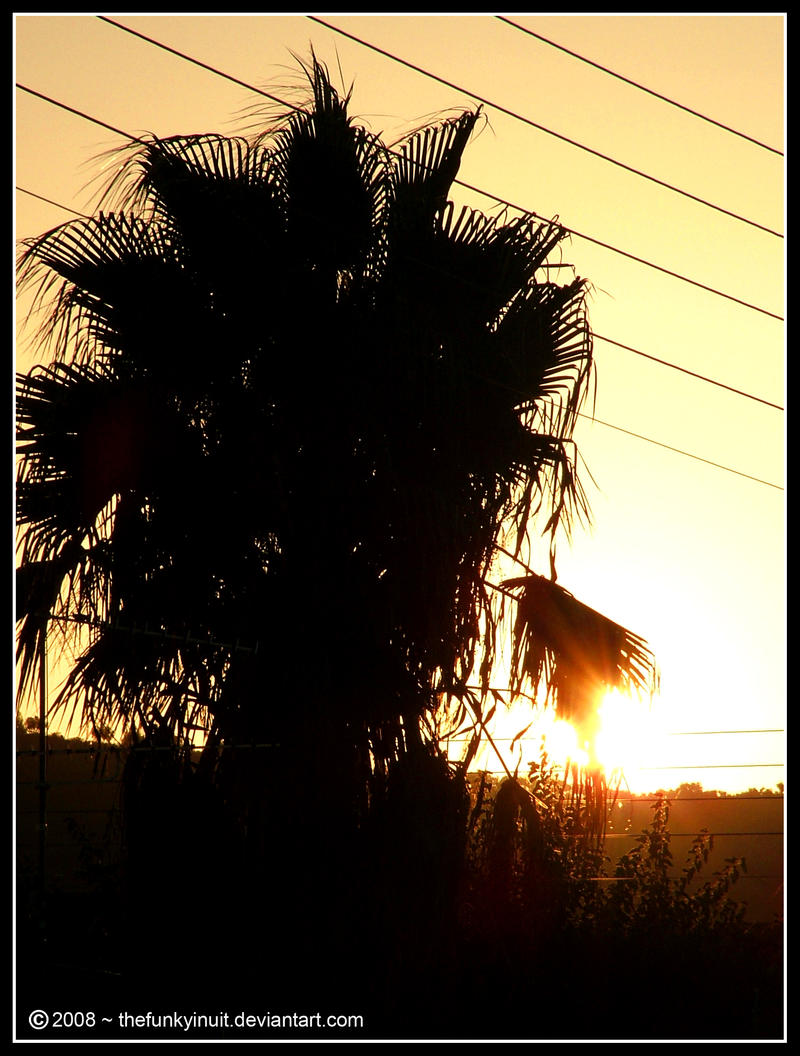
top-left (265, 54), bottom-right (390, 278)
top-left (494, 277), bottom-right (594, 434)
top-left (15, 547), bottom-right (84, 704)
top-left (503, 572), bottom-right (657, 733)
top-left (16, 361), bottom-right (196, 533)
top-left (17, 212), bottom-right (198, 370)
top-left (391, 108), bottom-right (480, 221)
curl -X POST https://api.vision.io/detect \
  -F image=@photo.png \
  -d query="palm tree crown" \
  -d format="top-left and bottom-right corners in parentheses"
top-left (16, 57), bottom-right (651, 781)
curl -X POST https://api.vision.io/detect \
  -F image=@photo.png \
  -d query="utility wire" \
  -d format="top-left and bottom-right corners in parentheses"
top-left (16, 84), bottom-right (147, 146)
top-left (15, 186), bottom-right (89, 219)
top-left (593, 332), bottom-right (783, 412)
top-left (308, 15), bottom-right (783, 240)
top-left (542, 210), bottom-right (781, 321)
top-left (575, 412), bottom-right (784, 491)
top-left (495, 16), bottom-right (784, 157)
top-left (86, 18), bottom-right (784, 321)
top-left (482, 371), bottom-right (783, 489)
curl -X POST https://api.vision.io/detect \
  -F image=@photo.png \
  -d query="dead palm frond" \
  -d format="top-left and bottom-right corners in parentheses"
top-left (503, 571), bottom-right (658, 736)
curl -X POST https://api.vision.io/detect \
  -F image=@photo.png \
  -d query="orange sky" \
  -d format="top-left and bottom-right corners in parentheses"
top-left (14, 14), bottom-right (785, 793)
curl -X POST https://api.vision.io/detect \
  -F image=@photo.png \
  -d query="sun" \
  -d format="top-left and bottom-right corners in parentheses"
top-left (542, 716), bottom-right (590, 771)
top-left (445, 682), bottom-right (668, 795)
top-left (529, 689), bottom-right (663, 792)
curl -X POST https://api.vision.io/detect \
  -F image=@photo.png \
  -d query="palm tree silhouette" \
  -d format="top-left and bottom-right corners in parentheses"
top-left (16, 57), bottom-right (655, 994)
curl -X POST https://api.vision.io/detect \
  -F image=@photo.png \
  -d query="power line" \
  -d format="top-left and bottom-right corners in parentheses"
top-left (593, 332), bottom-right (783, 412)
top-left (545, 212), bottom-right (781, 321)
top-left (575, 413), bottom-right (784, 491)
top-left (95, 15), bottom-right (291, 111)
top-left (476, 358), bottom-right (783, 488)
top-left (15, 186), bottom-right (89, 219)
top-left (307, 15), bottom-right (783, 240)
top-left (16, 84), bottom-right (147, 146)
top-left (87, 17), bottom-right (784, 321)
top-left (495, 16), bottom-right (784, 157)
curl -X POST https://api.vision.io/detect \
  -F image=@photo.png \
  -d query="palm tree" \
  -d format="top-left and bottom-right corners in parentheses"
top-left (16, 56), bottom-right (655, 991)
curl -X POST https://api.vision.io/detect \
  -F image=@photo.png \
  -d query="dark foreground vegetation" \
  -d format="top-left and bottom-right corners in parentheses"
top-left (16, 738), bottom-right (783, 1041)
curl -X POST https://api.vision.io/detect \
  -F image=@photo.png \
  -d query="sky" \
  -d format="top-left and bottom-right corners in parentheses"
top-left (13, 13), bottom-right (785, 793)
